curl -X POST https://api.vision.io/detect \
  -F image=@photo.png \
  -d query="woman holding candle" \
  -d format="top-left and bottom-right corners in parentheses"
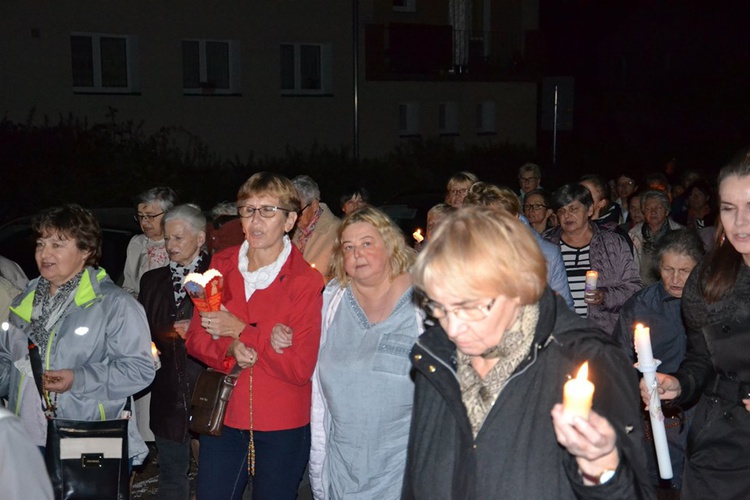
top-left (645, 149), bottom-right (750, 499)
top-left (309, 206), bottom-right (421, 499)
top-left (404, 205), bottom-right (653, 499)
top-left (186, 172), bottom-right (323, 500)
top-left (615, 229), bottom-right (704, 492)
top-left (544, 183), bottom-right (641, 332)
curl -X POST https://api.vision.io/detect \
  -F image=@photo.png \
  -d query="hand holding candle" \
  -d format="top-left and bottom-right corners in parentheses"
top-left (150, 342), bottom-right (162, 371)
top-left (584, 270), bottom-right (599, 304)
top-left (563, 362), bottom-right (595, 422)
top-left (185, 269), bottom-right (224, 339)
top-left (413, 228), bottom-right (424, 244)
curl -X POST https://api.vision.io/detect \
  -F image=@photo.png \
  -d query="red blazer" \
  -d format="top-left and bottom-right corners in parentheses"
top-left (186, 244), bottom-right (323, 431)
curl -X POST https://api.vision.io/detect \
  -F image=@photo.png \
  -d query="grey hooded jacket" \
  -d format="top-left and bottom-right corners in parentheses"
top-left (0, 267), bottom-right (155, 464)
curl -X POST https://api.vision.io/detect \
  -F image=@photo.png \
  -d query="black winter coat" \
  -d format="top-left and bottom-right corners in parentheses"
top-left (138, 257), bottom-right (209, 442)
top-left (403, 287), bottom-right (655, 500)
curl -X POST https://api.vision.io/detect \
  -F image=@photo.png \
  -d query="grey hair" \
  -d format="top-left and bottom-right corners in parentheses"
top-left (211, 201), bottom-right (238, 218)
top-left (136, 187), bottom-right (177, 213)
top-left (655, 228), bottom-right (705, 270)
top-left (162, 204), bottom-right (206, 234)
top-left (291, 175), bottom-right (321, 205)
top-left (518, 162), bottom-right (541, 178)
top-left (640, 190), bottom-right (671, 212)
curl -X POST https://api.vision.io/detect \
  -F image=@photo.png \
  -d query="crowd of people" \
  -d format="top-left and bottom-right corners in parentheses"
top-left (0, 147), bottom-right (746, 500)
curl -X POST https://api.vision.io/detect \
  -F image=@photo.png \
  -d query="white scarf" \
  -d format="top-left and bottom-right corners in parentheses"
top-left (238, 235), bottom-right (292, 301)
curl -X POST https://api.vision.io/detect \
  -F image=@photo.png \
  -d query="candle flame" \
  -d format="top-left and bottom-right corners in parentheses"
top-left (586, 270), bottom-right (598, 277)
top-left (412, 228), bottom-right (424, 243)
top-left (576, 362), bottom-right (589, 380)
top-left (151, 342), bottom-right (159, 356)
top-left (310, 263), bottom-right (317, 268)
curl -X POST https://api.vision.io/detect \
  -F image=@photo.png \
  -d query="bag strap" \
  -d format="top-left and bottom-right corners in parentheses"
top-left (27, 340), bottom-right (46, 411)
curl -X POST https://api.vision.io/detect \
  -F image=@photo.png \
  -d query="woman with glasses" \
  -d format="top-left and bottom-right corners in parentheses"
top-left (403, 205), bottom-right (653, 499)
top-left (445, 171), bottom-right (478, 208)
top-left (523, 188), bottom-right (555, 233)
top-left (309, 206), bottom-right (421, 499)
top-left (122, 186), bottom-right (178, 296)
top-left (186, 172), bottom-right (323, 500)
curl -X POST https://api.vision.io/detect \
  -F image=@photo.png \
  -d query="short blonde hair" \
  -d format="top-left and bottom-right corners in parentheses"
top-left (464, 182), bottom-right (521, 215)
top-left (237, 172), bottom-right (301, 213)
top-left (446, 171), bottom-right (479, 192)
top-left (413, 205), bottom-right (546, 305)
top-left (330, 206), bottom-right (416, 287)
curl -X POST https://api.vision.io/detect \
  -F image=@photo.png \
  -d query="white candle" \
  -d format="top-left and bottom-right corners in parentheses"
top-left (634, 324), bottom-right (654, 366)
top-left (563, 362), bottom-right (595, 422)
top-left (634, 322), bottom-right (673, 480)
top-left (412, 228), bottom-right (424, 243)
top-left (151, 342), bottom-right (162, 371)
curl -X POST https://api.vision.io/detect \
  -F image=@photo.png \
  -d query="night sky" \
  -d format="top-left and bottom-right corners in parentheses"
top-left (537, 0), bottom-right (750, 184)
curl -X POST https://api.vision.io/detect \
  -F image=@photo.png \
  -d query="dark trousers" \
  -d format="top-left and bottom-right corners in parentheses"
top-left (155, 434), bottom-right (191, 500)
top-left (196, 424), bottom-right (310, 500)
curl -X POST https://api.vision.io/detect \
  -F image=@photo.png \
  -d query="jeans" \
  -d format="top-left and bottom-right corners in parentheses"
top-left (155, 434), bottom-right (191, 500)
top-left (196, 424), bottom-right (310, 500)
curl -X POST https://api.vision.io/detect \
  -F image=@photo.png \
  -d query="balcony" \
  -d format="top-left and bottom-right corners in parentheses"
top-left (364, 23), bottom-right (530, 81)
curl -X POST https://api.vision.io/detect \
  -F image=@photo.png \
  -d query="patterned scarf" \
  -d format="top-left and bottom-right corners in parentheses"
top-left (170, 253), bottom-right (205, 308)
top-left (457, 303), bottom-right (540, 438)
top-left (145, 238), bottom-right (169, 271)
top-left (29, 271), bottom-right (84, 356)
top-left (295, 206), bottom-right (323, 254)
top-left (641, 220), bottom-right (670, 256)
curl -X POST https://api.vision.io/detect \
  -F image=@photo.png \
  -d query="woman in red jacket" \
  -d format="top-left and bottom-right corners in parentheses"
top-left (186, 172), bottom-right (323, 500)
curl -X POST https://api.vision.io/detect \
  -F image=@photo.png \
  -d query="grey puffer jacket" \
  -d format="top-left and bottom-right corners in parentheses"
top-left (545, 223), bottom-right (642, 335)
top-left (0, 267), bottom-right (155, 464)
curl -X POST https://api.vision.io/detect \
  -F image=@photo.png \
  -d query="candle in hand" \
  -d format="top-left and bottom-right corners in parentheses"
top-left (413, 228), bottom-right (424, 243)
top-left (634, 323), bottom-right (654, 366)
top-left (151, 342), bottom-right (162, 371)
top-left (563, 362), bottom-right (595, 422)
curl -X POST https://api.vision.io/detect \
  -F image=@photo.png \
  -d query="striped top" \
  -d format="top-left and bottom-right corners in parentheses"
top-left (560, 241), bottom-right (591, 317)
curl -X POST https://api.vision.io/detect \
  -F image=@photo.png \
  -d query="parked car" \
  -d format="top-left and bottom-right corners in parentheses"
top-left (379, 190), bottom-right (445, 245)
top-left (0, 207), bottom-right (141, 284)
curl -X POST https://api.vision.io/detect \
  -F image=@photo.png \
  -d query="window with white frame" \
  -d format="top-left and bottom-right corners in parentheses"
top-left (398, 102), bottom-right (420, 137)
top-left (476, 100), bottom-right (496, 134)
top-left (439, 101), bottom-right (459, 136)
top-left (71, 33), bottom-right (139, 93)
top-left (182, 39), bottom-right (241, 95)
top-left (393, 0), bottom-right (416, 12)
top-left (280, 43), bottom-right (332, 95)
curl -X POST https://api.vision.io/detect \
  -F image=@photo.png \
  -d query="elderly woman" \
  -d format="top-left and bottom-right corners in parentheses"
top-left (629, 190), bottom-right (683, 286)
top-left (464, 182), bottom-right (574, 310)
top-left (646, 149), bottom-right (750, 498)
top-left (186, 172), bottom-right (323, 500)
top-left (291, 175), bottom-right (341, 281)
top-left (138, 204), bottom-right (209, 499)
top-left (404, 205), bottom-right (653, 499)
top-left (0, 204), bottom-right (155, 465)
top-left (445, 171), bottom-right (478, 208)
top-left (309, 207), bottom-right (421, 499)
top-left (122, 186), bottom-right (178, 296)
top-left (523, 188), bottom-right (555, 233)
top-left (544, 183), bottom-right (641, 334)
top-left (615, 229), bottom-right (704, 492)
top-left (683, 179), bottom-right (715, 230)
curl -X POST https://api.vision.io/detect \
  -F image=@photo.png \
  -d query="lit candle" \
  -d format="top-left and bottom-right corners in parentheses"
top-left (634, 323), bottom-right (654, 366)
top-left (634, 322), bottom-right (673, 479)
top-left (412, 228), bottom-right (424, 243)
top-left (584, 270), bottom-right (598, 300)
top-left (151, 342), bottom-right (162, 371)
top-left (310, 263), bottom-right (317, 269)
top-left (563, 362), bottom-right (595, 422)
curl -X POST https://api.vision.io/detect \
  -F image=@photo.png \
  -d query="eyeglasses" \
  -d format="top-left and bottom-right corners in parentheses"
top-left (617, 181), bottom-right (635, 187)
top-left (523, 203), bottom-right (547, 211)
top-left (519, 176), bottom-right (539, 183)
top-left (299, 203), bottom-right (312, 213)
top-left (448, 189), bottom-right (468, 196)
top-left (421, 295), bottom-right (496, 322)
top-left (237, 205), bottom-right (292, 218)
top-left (134, 212), bottom-right (164, 222)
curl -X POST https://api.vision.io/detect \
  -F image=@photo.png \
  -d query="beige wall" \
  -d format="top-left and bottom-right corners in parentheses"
top-left (0, 0), bottom-right (537, 162)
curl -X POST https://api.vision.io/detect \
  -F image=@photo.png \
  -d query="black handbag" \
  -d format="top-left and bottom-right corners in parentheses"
top-left (29, 340), bottom-right (131, 500)
top-left (189, 364), bottom-right (242, 437)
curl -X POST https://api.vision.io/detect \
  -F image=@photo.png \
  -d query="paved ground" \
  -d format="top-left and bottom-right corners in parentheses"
top-left (131, 443), bottom-right (313, 500)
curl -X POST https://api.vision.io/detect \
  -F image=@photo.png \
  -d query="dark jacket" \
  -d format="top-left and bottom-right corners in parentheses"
top-left (139, 256), bottom-right (210, 442)
top-left (671, 263), bottom-right (750, 499)
top-left (403, 287), bottom-right (655, 500)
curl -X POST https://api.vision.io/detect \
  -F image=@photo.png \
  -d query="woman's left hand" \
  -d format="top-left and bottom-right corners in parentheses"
top-left (43, 369), bottom-right (75, 393)
top-left (551, 404), bottom-right (619, 483)
top-left (583, 289), bottom-right (605, 306)
top-left (201, 310), bottom-right (245, 339)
